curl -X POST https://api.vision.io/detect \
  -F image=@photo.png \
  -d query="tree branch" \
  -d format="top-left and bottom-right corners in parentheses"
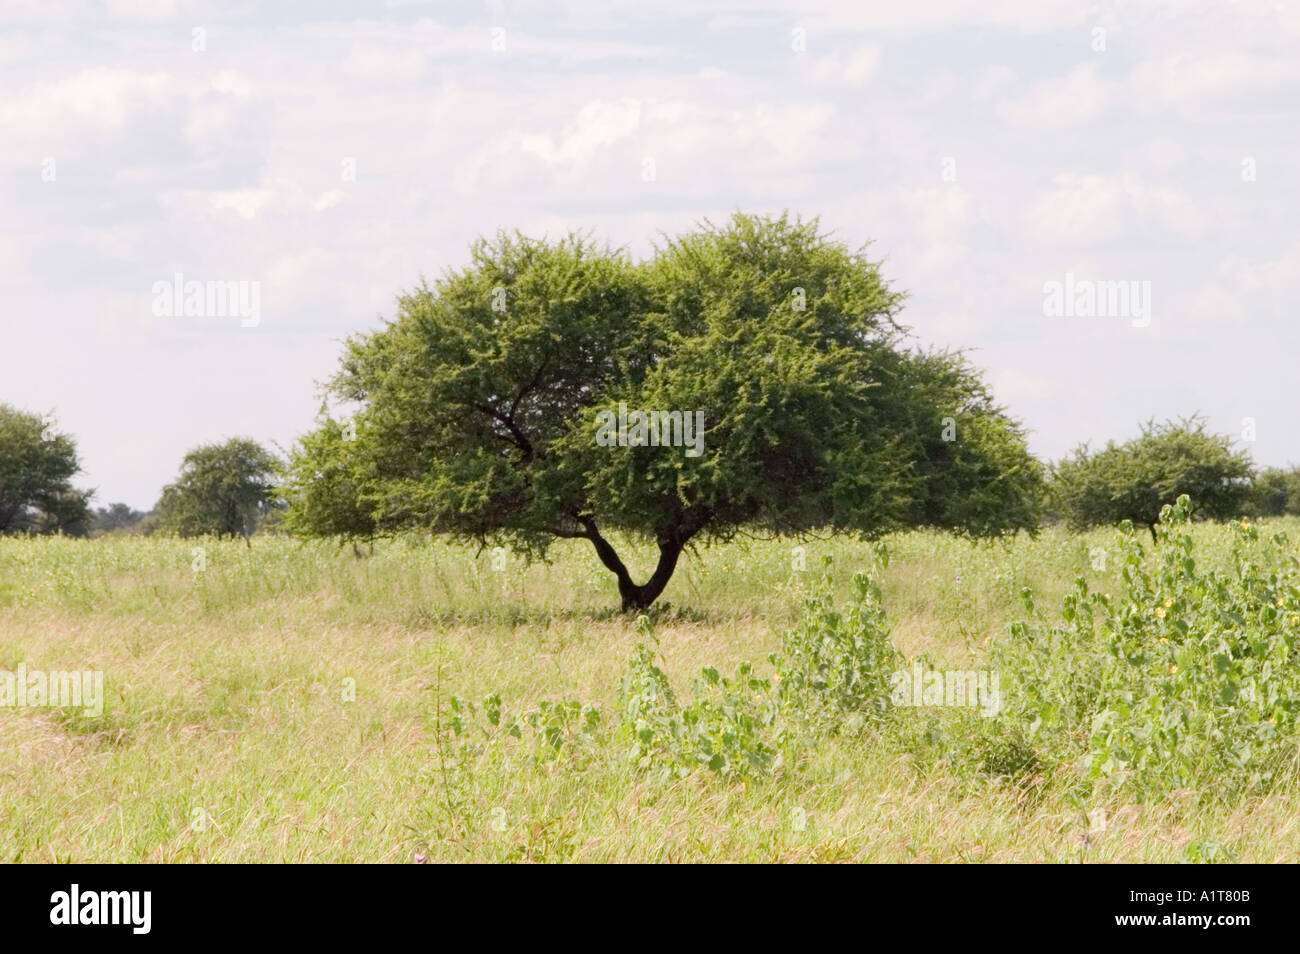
top-left (471, 403), bottom-right (535, 462)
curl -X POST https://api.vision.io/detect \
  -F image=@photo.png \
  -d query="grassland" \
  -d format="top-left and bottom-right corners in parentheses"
top-left (1, 521), bottom-right (1297, 862)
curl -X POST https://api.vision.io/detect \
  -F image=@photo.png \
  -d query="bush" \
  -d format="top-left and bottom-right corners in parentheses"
top-left (618, 559), bottom-right (907, 781)
top-left (619, 622), bottom-right (781, 781)
top-left (997, 495), bottom-right (1300, 800)
top-left (772, 556), bottom-right (902, 725)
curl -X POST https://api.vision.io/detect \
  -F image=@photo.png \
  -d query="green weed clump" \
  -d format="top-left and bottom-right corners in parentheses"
top-left (619, 620), bottom-right (782, 781)
top-left (997, 495), bottom-right (1300, 801)
top-left (773, 555), bottom-right (901, 727)
top-left (616, 561), bottom-right (904, 782)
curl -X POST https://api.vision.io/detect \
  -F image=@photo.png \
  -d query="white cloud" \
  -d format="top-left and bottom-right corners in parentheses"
top-left (800, 0), bottom-right (1091, 34)
top-left (805, 44), bottom-right (880, 87)
top-left (159, 188), bottom-right (277, 220)
top-left (519, 98), bottom-right (643, 166)
top-left (1128, 52), bottom-right (1300, 112)
top-left (996, 63), bottom-right (1116, 129)
top-left (1021, 173), bottom-right (1205, 246)
top-left (971, 66), bottom-right (1017, 102)
top-left (341, 41), bottom-right (428, 82)
top-left (313, 190), bottom-right (347, 212)
top-left (894, 186), bottom-right (975, 274)
top-left (1170, 243), bottom-right (1300, 328)
top-left (103, 0), bottom-right (194, 19)
top-left (0, 68), bottom-right (174, 137)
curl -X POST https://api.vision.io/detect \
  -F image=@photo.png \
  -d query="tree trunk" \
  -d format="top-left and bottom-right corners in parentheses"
top-left (580, 519), bottom-right (688, 612)
top-left (619, 539), bottom-right (685, 611)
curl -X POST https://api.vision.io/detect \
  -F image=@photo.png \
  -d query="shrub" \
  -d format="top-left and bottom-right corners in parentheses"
top-left (619, 622), bottom-right (781, 781)
top-left (997, 495), bottom-right (1300, 800)
top-left (772, 557), bottom-right (902, 726)
top-left (618, 559), bottom-right (907, 781)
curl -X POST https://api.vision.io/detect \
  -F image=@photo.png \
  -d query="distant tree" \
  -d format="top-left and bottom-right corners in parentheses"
top-left (0, 404), bottom-right (93, 536)
top-left (286, 213), bottom-right (1043, 610)
top-left (1051, 416), bottom-right (1253, 539)
top-left (156, 438), bottom-right (279, 544)
top-left (94, 502), bottom-right (147, 534)
top-left (1247, 466), bottom-right (1300, 518)
top-left (137, 512), bottom-right (164, 537)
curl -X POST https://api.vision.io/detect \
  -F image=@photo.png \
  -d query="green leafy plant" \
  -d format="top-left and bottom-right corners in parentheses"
top-left (773, 557), bottom-right (902, 725)
top-left (619, 618), bottom-right (780, 780)
top-left (998, 495), bottom-right (1300, 800)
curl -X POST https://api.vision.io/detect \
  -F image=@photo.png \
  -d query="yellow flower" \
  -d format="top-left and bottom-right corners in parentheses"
top-left (1159, 637), bottom-right (1168, 644)
top-left (1169, 665), bottom-right (1178, 674)
top-left (1164, 598), bottom-right (1173, 608)
top-left (1156, 607), bottom-right (1166, 619)
top-left (1291, 616), bottom-right (1299, 626)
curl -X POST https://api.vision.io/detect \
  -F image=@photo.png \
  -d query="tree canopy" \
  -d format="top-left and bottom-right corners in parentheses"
top-left (1247, 465), bottom-right (1300, 518)
top-left (157, 438), bottom-right (279, 543)
top-left (94, 503), bottom-right (149, 535)
top-left (0, 404), bottom-right (92, 537)
top-left (284, 212), bottom-right (1044, 609)
top-left (1050, 416), bottom-right (1253, 537)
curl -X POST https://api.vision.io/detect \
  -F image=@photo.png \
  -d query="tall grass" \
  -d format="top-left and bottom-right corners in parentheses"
top-left (0, 521), bottom-right (1295, 862)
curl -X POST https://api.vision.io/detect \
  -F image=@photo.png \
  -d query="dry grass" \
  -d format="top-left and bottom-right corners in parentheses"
top-left (0, 524), bottom-right (1295, 862)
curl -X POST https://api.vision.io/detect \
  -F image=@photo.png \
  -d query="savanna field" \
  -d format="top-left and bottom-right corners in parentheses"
top-left (3, 508), bottom-right (1299, 863)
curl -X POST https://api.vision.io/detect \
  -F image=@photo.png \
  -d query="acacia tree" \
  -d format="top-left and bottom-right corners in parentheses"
top-left (1051, 416), bottom-right (1253, 539)
top-left (0, 404), bottom-right (93, 536)
top-left (288, 213), bottom-right (1043, 610)
top-left (157, 438), bottom-right (279, 543)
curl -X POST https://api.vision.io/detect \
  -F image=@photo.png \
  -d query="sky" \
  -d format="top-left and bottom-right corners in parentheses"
top-left (2, 0), bottom-right (1298, 511)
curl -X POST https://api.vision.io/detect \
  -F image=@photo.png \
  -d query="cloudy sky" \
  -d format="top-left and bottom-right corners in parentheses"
top-left (3, 0), bottom-right (1298, 510)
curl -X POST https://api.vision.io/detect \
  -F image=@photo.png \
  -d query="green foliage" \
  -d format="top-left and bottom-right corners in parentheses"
top-left (288, 212), bottom-right (1043, 609)
top-left (156, 438), bottom-right (279, 541)
top-left (997, 495), bottom-right (1300, 800)
top-left (773, 556), bottom-right (901, 724)
top-left (0, 404), bottom-right (93, 537)
top-left (94, 503), bottom-right (148, 536)
top-left (892, 710), bottom-right (1039, 782)
top-left (1051, 416), bottom-right (1253, 534)
top-left (442, 691), bottom-right (602, 762)
top-left (618, 560), bottom-right (912, 781)
top-left (278, 411), bottom-right (379, 541)
top-left (1247, 466), bottom-right (1300, 518)
top-left (619, 627), bottom-right (781, 781)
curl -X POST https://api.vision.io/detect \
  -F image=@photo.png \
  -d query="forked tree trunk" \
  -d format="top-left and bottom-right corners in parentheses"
top-left (581, 522), bottom-right (689, 612)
